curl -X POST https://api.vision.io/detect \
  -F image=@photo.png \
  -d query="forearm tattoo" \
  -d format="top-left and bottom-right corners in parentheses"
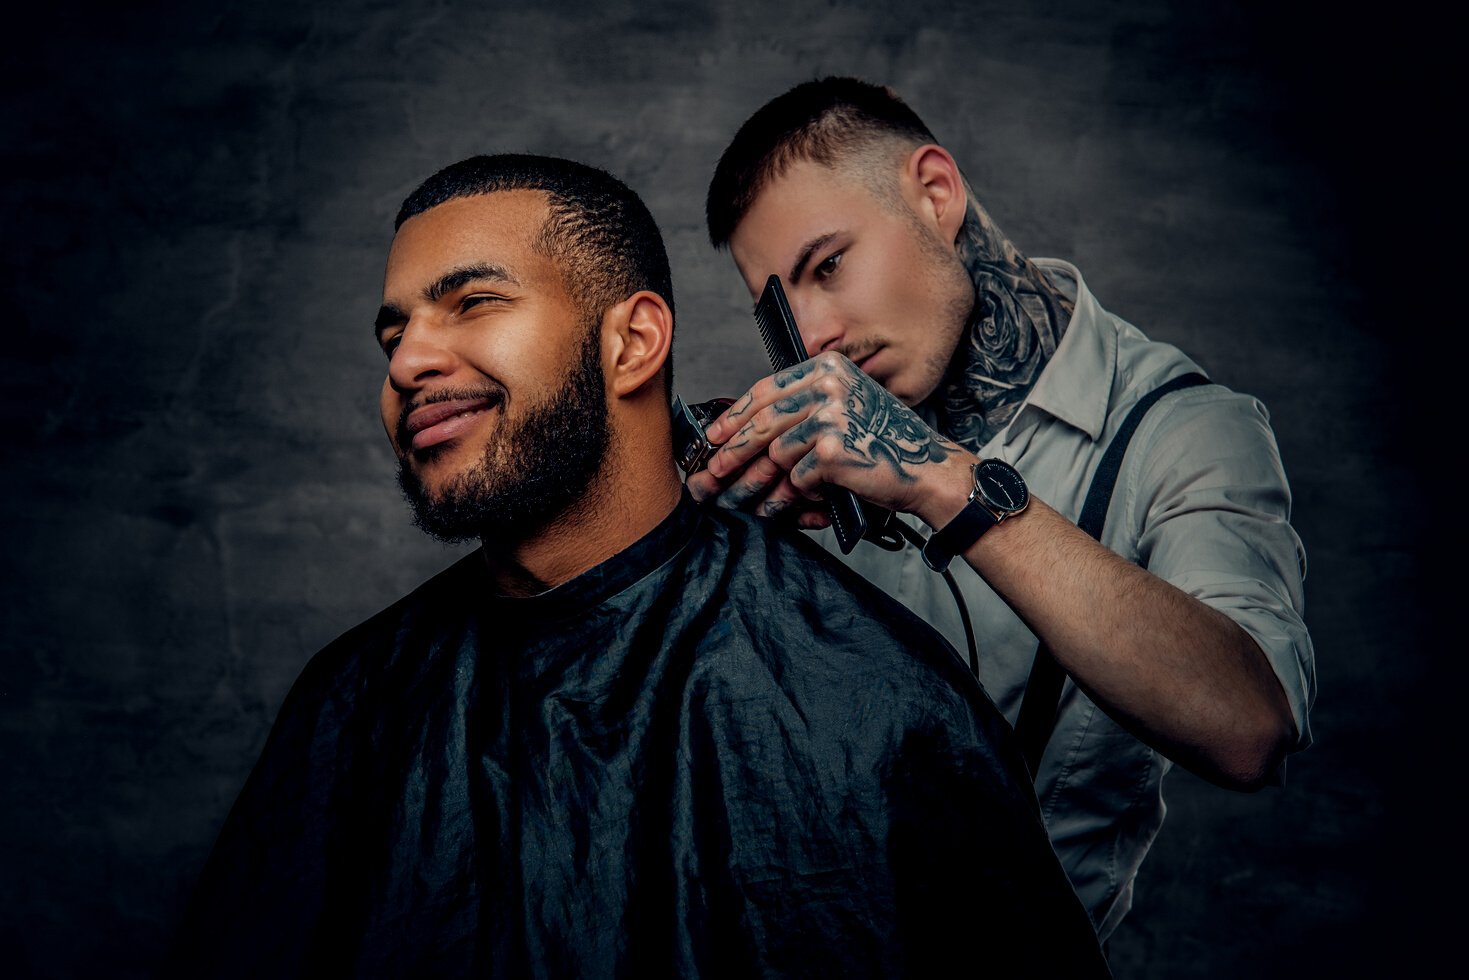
top-left (940, 201), bottom-right (1075, 451)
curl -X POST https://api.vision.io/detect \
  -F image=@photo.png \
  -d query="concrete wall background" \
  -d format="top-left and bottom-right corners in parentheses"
top-left (2, 1), bottom-right (1448, 976)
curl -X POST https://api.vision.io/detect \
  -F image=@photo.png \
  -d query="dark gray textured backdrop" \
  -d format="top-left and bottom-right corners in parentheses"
top-left (2, 1), bottom-right (1450, 977)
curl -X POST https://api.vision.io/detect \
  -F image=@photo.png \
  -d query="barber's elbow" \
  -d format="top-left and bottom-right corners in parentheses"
top-left (1208, 711), bottom-right (1296, 792)
top-left (1204, 628), bottom-right (1299, 791)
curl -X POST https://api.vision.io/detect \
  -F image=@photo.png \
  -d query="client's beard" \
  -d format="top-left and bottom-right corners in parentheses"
top-left (395, 327), bottom-right (611, 545)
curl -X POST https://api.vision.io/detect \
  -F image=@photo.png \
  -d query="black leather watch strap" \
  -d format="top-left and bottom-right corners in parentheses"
top-left (921, 497), bottom-right (999, 572)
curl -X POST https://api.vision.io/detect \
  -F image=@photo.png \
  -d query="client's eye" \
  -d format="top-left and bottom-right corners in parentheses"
top-left (814, 252), bottom-right (843, 280)
top-left (461, 294), bottom-right (505, 313)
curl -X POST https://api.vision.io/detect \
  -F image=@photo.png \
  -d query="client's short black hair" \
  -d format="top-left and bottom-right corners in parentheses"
top-left (397, 154), bottom-right (675, 395)
top-left (706, 77), bottom-right (939, 249)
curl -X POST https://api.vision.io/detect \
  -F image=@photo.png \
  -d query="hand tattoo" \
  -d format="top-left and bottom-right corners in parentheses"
top-left (724, 392), bottom-right (753, 422)
top-left (841, 369), bottom-right (959, 481)
top-left (774, 362), bottom-right (813, 388)
top-left (759, 498), bottom-right (790, 519)
top-left (941, 200), bottom-right (1074, 451)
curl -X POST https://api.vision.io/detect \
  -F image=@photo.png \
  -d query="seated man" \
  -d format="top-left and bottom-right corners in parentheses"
top-left (169, 154), bottom-right (1108, 978)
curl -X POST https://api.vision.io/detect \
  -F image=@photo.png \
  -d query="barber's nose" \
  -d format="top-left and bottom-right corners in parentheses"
top-left (387, 319), bottom-right (460, 392)
top-left (788, 293), bottom-right (844, 355)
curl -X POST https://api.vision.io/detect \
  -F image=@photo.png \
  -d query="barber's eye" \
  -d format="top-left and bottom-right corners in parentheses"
top-left (382, 335), bottom-right (402, 359)
top-left (815, 252), bottom-right (842, 279)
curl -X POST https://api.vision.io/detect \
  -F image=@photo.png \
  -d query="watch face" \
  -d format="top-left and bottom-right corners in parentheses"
top-left (975, 460), bottom-right (1029, 515)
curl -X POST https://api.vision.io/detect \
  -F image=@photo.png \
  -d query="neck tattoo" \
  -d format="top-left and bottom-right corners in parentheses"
top-left (939, 202), bottom-right (1074, 452)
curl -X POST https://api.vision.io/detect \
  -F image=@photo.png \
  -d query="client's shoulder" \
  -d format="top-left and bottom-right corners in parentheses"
top-left (686, 507), bottom-right (1031, 798)
top-left (696, 508), bottom-right (983, 706)
top-left (704, 506), bottom-right (936, 621)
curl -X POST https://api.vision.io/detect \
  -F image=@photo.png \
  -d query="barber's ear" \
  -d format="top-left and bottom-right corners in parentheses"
top-left (904, 144), bottom-right (968, 244)
top-left (602, 290), bottom-right (673, 398)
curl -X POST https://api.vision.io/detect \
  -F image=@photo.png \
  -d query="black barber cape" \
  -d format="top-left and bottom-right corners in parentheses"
top-left (171, 495), bottom-right (1108, 978)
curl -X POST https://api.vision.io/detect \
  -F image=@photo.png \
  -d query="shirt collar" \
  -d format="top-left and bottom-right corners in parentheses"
top-left (1005, 258), bottom-right (1117, 443)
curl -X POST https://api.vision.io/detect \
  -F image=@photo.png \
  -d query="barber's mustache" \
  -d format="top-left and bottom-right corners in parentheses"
top-left (395, 385), bottom-right (508, 452)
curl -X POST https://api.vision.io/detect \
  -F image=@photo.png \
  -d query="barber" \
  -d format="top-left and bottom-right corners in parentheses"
top-left (687, 77), bottom-right (1316, 940)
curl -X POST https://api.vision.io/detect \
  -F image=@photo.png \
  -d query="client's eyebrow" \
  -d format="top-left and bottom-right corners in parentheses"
top-left (424, 263), bottom-right (518, 303)
top-left (788, 232), bottom-right (837, 286)
top-left (374, 263), bottom-right (521, 338)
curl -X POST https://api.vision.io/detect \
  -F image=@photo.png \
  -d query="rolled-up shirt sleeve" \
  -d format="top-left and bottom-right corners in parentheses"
top-left (1121, 386), bottom-right (1316, 753)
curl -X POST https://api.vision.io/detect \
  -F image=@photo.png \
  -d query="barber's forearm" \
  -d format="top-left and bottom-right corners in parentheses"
top-left (938, 492), bottom-right (1296, 790)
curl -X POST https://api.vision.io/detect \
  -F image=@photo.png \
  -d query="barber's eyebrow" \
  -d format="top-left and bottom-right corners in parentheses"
top-left (374, 263), bottom-right (520, 338)
top-left (788, 232), bottom-right (838, 286)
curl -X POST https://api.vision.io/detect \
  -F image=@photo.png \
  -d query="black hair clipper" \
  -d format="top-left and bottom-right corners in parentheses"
top-left (671, 395), bottom-right (734, 474)
top-left (753, 275), bottom-right (899, 555)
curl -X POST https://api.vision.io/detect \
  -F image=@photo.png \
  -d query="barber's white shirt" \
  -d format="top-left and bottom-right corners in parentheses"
top-left (821, 259), bottom-right (1316, 940)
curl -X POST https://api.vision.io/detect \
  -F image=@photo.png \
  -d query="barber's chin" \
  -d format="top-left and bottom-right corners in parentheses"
top-left (893, 366), bottom-right (945, 408)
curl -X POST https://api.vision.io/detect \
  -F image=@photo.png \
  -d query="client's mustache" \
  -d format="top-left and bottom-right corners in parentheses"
top-left (396, 385), bottom-right (508, 453)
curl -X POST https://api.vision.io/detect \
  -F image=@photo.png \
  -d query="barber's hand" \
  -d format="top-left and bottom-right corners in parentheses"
top-left (685, 351), bottom-right (971, 528)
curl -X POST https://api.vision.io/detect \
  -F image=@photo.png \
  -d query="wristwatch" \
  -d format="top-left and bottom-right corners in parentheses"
top-left (921, 459), bottom-right (1030, 572)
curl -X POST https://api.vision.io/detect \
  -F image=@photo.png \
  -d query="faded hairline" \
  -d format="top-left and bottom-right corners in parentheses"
top-left (763, 135), bottom-right (932, 234)
top-left (707, 78), bottom-right (943, 248)
top-left (725, 130), bottom-right (933, 248)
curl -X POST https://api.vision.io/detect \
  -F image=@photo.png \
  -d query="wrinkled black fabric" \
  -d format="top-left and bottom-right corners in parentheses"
top-left (170, 496), bottom-right (1108, 978)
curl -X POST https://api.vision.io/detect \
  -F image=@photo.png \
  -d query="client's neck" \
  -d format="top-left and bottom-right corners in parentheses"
top-left (482, 425), bottom-right (684, 598)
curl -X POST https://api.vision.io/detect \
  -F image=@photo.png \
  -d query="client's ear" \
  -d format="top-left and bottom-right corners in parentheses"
top-left (602, 291), bottom-right (673, 398)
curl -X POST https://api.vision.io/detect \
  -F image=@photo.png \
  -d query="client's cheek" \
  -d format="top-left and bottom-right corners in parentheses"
top-left (380, 387), bottom-right (404, 451)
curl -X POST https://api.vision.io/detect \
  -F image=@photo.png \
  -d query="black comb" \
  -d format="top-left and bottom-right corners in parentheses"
top-left (752, 275), bottom-right (869, 554)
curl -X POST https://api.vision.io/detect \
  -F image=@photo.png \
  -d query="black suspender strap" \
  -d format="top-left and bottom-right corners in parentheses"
top-left (1012, 372), bottom-right (1210, 780)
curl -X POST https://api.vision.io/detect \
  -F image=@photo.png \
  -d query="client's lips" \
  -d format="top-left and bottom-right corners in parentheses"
top-left (405, 397), bottom-right (500, 451)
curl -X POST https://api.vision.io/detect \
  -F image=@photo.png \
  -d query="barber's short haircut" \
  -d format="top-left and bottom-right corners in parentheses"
top-left (396, 153), bottom-right (675, 394)
top-left (706, 77), bottom-right (940, 249)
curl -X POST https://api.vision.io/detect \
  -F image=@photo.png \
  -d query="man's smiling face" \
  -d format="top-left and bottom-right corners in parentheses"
top-left (375, 190), bottom-right (610, 543)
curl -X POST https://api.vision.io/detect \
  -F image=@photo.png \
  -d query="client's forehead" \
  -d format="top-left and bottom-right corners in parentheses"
top-left (385, 190), bottom-right (558, 292)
